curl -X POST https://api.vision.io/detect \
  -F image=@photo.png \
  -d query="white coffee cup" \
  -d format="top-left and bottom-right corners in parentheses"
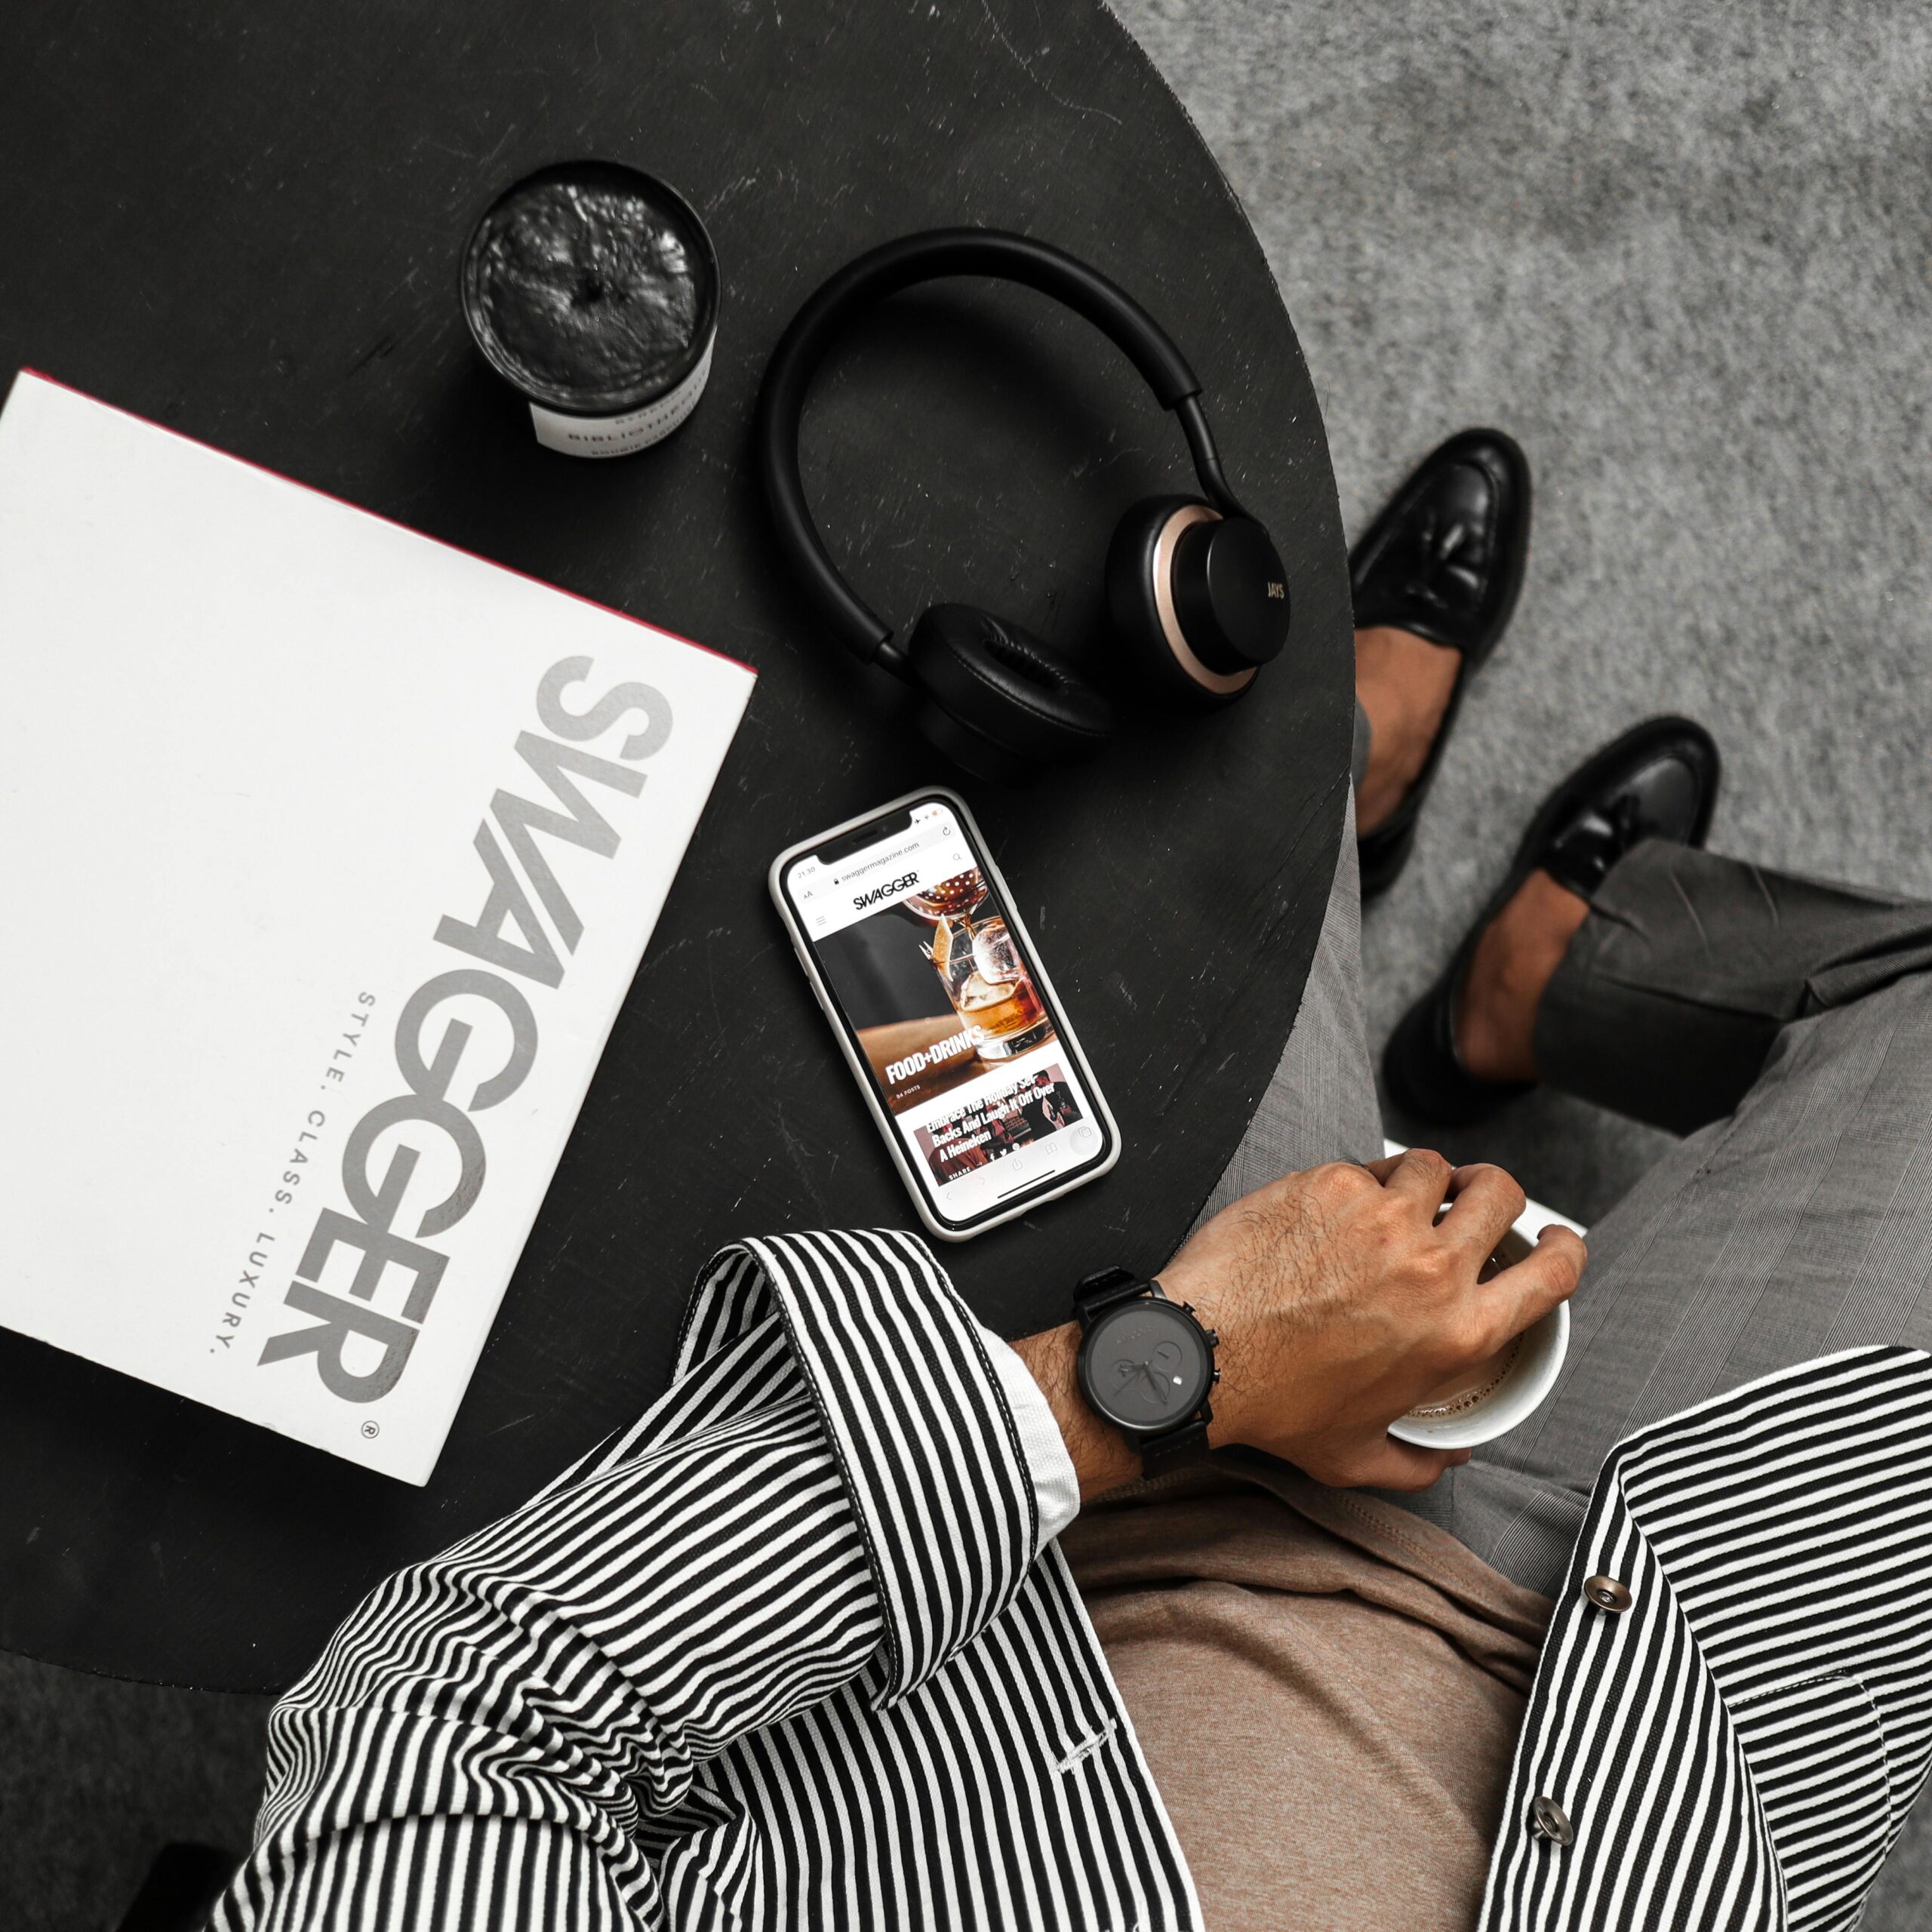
top-left (1387, 1221), bottom-right (1573, 1451)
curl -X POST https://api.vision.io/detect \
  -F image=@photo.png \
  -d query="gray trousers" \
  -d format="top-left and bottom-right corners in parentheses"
top-left (1205, 801), bottom-right (1932, 1598)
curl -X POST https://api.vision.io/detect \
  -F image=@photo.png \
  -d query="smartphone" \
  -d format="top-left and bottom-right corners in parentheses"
top-left (770, 787), bottom-right (1120, 1241)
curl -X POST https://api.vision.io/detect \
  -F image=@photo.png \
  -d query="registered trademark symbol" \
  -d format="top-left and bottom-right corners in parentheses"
top-left (361, 1421), bottom-right (379, 1438)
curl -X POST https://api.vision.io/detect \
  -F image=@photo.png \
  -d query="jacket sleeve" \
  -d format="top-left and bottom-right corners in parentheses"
top-left (213, 1229), bottom-right (1046, 1932)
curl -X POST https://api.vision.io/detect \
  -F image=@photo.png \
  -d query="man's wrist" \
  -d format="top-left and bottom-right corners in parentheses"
top-left (1155, 1260), bottom-right (1245, 1451)
top-left (1008, 1320), bottom-right (1140, 1503)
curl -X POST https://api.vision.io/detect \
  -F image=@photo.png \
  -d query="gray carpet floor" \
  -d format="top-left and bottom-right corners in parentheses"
top-left (8, 2), bottom-right (1931, 1926)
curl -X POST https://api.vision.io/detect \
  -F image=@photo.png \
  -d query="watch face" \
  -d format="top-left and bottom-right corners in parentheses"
top-left (1081, 1299), bottom-right (1214, 1431)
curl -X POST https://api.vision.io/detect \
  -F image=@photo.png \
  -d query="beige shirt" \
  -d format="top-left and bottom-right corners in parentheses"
top-left (1060, 1457), bottom-right (1552, 1932)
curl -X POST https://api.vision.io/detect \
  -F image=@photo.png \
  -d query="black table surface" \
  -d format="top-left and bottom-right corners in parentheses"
top-left (0, 1), bottom-right (1350, 1692)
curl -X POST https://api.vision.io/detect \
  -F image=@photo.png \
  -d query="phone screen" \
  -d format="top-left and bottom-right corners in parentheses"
top-left (779, 794), bottom-right (1115, 1232)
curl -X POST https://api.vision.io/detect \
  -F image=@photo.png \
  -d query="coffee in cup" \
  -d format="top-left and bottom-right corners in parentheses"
top-left (1387, 1223), bottom-right (1571, 1451)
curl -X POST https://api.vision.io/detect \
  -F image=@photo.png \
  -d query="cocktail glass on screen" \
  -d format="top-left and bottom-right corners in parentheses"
top-left (955, 916), bottom-right (1050, 1058)
top-left (913, 870), bottom-right (1053, 1060)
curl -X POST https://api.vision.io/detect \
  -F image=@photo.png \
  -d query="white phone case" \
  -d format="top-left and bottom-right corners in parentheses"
top-left (768, 786), bottom-right (1121, 1241)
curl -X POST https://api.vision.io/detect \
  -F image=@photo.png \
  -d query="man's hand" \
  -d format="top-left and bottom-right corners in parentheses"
top-left (1011, 1149), bottom-right (1586, 1500)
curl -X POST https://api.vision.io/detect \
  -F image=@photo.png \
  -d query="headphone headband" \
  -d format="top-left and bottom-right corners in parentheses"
top-left (755, 227), bottom-right (1244, 670)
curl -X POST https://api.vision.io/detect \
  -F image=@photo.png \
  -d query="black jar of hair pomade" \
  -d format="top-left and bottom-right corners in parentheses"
top-left (460, 160), bottom-right (718, 458)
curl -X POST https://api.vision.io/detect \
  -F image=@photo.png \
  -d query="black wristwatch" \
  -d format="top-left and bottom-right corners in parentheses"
top-left (1073, 1266), bottom-right (1220, 1479)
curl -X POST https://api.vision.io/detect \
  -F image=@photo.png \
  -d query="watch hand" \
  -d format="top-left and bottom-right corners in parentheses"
top-left (1136, 1361), bottom-right (1173, 1407)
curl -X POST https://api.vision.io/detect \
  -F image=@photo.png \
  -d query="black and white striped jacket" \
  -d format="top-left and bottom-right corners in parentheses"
top-left (214, 1229), bottom-right (1932, 1931)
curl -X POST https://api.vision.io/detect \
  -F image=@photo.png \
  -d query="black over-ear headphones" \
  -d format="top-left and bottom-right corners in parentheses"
top-left (755, 229), bottom-right (1291, 784)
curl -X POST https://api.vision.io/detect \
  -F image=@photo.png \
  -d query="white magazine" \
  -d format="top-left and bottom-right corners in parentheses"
top-left (0, 371), bottom-right (755, 1483)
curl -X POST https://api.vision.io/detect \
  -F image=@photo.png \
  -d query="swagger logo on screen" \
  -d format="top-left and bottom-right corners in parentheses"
top-left (253, 655), bottom-right (671, 1406)
top-left (851, 870), bottom-right (919, 912)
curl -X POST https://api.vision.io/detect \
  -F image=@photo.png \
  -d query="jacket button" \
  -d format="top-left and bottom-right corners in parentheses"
top-left (1583, 1574), bottom-right (1633, 1614)
top-left (1529, 1795), bottom-right (1574, 1846)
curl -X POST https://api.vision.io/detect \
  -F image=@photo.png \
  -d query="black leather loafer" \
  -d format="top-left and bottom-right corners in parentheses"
top-left (1354, 429), bottom-right (1531, 900)
top-left (1383, 715), bottom-right (1721, 1126)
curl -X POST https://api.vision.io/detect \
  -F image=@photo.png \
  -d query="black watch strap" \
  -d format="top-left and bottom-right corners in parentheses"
top-left (1137, 1416), bottom-right (1211, 1479)
top-left (1073, 1264), bottom-right (1146, 1327)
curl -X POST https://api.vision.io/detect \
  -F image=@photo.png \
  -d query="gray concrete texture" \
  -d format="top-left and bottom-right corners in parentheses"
top-left (8, 4), bottom-right (1930, 1926)
top-left (1112, 0), bottom-right (1932, 1921)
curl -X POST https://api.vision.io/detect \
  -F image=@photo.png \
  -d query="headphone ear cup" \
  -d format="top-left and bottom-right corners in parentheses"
top-left (905, 605), bottom-right (1115, 784)
top-left (1106, 495), bottom-right (1260, 709)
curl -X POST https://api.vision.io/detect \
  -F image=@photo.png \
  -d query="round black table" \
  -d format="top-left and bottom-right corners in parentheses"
top-left (0, 1), bottom-right (1349, 1691)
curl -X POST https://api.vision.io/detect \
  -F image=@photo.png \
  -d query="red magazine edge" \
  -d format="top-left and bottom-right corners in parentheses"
top-left (11, 367), bottom-right (758, 678)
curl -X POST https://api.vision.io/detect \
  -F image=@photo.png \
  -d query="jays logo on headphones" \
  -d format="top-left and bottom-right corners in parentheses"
top-left (760, 229), bottom-right (1291, 783)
